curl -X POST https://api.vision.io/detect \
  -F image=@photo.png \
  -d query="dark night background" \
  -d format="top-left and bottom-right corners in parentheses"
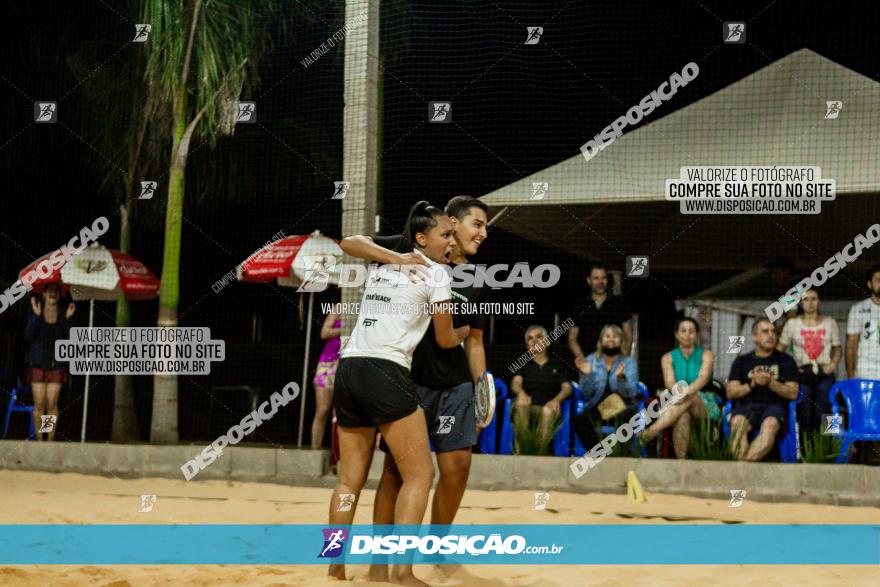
top-left (0, 0), bottom-right (877, 444)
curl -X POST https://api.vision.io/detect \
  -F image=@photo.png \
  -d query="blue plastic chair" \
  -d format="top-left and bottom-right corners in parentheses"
top-left (499, 382), bottom-right (581, 456)
top-left (477, 378), bottom-right (509, 454)
top-left (722, 398), bottom-right (798, 463)
top-left (552, 385), bottom-right (579, 457)
top-left (3, 386), bottom-right (36, 440)
top-left (829, 378), bottom-right (880, 464)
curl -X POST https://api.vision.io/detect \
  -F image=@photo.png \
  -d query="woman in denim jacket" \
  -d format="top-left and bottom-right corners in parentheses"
top-left (577, 324), bottom-right (639, 408)
top-left (573, 324), bottom-right (638, 447)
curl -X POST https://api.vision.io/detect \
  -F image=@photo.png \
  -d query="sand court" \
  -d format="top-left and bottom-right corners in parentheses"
top-left (1, 470), bottom-right (877, 586)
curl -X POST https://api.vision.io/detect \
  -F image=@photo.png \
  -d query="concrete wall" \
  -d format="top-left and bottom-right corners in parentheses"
top-left (0, 441), bottom-right (876, 507)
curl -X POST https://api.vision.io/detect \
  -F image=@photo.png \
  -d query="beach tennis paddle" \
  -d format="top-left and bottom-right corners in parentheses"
top-left (474, 371), bottom-right (496, 429)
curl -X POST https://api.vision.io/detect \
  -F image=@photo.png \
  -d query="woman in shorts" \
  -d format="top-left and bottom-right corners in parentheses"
top-left (25, 283), bottom-right (75, 441)
top-left (327, 201), bottom-right (468, 586)
top-left (310, 309), bottom-right (341, 449)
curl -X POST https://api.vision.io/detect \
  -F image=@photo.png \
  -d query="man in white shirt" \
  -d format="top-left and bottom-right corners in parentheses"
top-left (845, 264), bottom-right (880, 380)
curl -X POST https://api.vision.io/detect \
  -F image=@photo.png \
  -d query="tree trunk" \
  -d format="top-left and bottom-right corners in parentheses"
top-left (112, 202), bottom-right (141, 442)
top-left (150, 305), bottom-right (180, 443)
top-left (150, 95), bottom-right (187, 444)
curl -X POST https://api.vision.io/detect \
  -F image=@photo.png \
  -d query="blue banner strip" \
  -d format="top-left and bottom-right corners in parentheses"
top-left (1, 525), bottom-right (877, 565)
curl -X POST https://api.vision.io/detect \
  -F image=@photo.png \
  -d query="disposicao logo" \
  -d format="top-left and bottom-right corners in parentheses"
top-left (319, 528), bottom-right (348, 558)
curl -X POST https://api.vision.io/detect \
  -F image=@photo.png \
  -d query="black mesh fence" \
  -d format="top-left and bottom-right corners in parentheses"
top-left (1, 0), bottom-right (878, 452)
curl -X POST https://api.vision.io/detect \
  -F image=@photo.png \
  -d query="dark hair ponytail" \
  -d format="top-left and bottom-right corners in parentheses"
top-left (401, 200), bottom-right (446, 250)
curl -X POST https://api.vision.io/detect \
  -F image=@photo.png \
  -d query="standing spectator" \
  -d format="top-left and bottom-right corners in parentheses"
top-left (777, 289), bottom-right (841, 435)
top-left (24, 284), bottom-right (75, 442)
top-left (310, 310), bottom-right (341, 449)
top-left (572, 324), bottom-right (639, 449)
top-left (568, 262), bottom-right (633, 361)
top-left (726, 319), bottom-right (799, 461)
top-left (766, 257), bottom-right (799, 329)
top-left (767, 256), bottom-right (798, 293)
top-left (639, 317), bottom-right (720, 458)
top-left (845, 264), bottom-right (880, 380)
top-left (511, 325), bottom-right (572, 446)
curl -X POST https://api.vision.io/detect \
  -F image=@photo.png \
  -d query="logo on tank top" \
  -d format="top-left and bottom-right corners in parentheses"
top-left (800, 328), bottom-right (826, 361)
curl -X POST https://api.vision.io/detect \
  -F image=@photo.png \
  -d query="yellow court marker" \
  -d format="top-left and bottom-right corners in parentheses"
top-left (627, 470), bottom-right (648, 503)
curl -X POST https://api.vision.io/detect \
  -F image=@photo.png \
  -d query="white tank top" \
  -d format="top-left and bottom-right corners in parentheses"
top-left (341, 250), bottom-right (452, 370)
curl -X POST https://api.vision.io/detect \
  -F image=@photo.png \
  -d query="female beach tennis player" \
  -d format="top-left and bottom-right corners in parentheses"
top-left (327, 201), bottom-right (469, 586)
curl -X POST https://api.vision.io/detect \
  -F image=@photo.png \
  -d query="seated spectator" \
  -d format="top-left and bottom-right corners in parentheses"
top-left (726, 318), bottom-right (799, 461)
top-left (844, 264), bottom-right (880, 465)
top-left (777, 289), bottom-right (840, 436)
top-left (639, 317), bottom-right (720, 458)
top-left (572, 324), bottom-right (639, 449)
top-left (511, 325), bottom-right (572, 446)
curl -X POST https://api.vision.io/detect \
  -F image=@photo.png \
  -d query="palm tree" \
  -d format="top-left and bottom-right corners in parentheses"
top-left (140, 0), bottom-right (286, 442)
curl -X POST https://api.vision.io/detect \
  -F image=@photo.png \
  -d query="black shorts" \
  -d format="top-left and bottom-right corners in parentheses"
top-left (730, 401), bottom-right (787, 431)
top-left (333, 357), bottom-right (420, 428)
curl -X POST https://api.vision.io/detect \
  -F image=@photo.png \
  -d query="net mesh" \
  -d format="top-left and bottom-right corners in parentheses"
top-left (0, 0), bottom-right (878, 456)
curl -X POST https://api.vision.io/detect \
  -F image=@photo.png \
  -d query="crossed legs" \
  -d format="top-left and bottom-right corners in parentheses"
top-left (640, 393), bottom-right (707, 458)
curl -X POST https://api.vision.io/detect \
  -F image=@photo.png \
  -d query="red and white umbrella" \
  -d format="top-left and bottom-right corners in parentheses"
top-left (20, 243), bottom-right (160, 442)
top-left (237, 231), bottom-right (343, 288)
top-left (21, 244), bottom-right (160, 301)
top-left (237, 230), bottom-right (343, 448)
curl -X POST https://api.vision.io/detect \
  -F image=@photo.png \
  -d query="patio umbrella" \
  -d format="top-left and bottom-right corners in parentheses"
top-left (20, 243), bottom-right (160, 441)
top-left (237, 230), bottom-right (343, 448)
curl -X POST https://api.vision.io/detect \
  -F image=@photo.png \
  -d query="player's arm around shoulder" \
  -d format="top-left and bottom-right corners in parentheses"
top-left (429, 274), bottom-right (467, 348)
top-left (340, 235), bottom-right (404, 265)
top-left (432, 309), bottom-right (468, 349)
